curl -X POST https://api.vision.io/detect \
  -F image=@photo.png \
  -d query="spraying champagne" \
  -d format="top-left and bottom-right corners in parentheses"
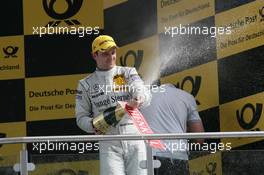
top-left (92, 103), bottom-right (126, 134)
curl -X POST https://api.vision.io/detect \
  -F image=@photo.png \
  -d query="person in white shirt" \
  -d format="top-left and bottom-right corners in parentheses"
top-left (75, 35), bottom-right (151, 175)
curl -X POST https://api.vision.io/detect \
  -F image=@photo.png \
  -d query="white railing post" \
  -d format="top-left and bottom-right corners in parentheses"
top-left (13, 144), bottom-right (35, 175)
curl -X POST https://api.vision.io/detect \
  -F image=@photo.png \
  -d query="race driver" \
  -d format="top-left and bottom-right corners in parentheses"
top-left (75, 35), bottom-right (151, 175)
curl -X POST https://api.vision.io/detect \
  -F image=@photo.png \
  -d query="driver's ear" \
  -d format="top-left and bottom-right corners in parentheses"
top-left (92, 52), bottom-right (98, 61)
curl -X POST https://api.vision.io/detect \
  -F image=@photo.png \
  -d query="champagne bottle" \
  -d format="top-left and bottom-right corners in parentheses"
top-left (92, 104), bottom-right (126, 134)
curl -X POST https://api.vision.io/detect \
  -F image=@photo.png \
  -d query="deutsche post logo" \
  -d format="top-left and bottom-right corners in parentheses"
top-left (175, 76), bottom-right (201, 105)
top-left (113, 74), bottom-right (126, 86)
top-left (43, 0), bottom-right (83, 27)
top-left (236, 103), bottom-right (262, 131)
top-left (119, 50), bottom-right (143, 71)
top-left (259, 7), bottom-right (264, 22)
top-left (2, 46), bottom-right (19, 58)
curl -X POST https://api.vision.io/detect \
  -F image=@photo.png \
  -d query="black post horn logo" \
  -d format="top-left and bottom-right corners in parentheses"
top-left (259, 7), bottom-right (264, 22)
top-left (175, 76), bottom-right (201, 105)
top-left (3, 46), bottom-right (19, 58)
top-left (119, 50), bottom-right (143, 71)
top-left (43, 0), bottom-right (83, 27)
top-left (236, 103), bottom-right (262, 131)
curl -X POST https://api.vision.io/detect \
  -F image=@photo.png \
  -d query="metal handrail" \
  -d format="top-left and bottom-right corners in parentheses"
top-left (1, 131), bottom-right (264, 145)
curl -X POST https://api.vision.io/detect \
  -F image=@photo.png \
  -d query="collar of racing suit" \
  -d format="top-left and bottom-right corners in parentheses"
top-left (95, 66), bottom-right (117, 77)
